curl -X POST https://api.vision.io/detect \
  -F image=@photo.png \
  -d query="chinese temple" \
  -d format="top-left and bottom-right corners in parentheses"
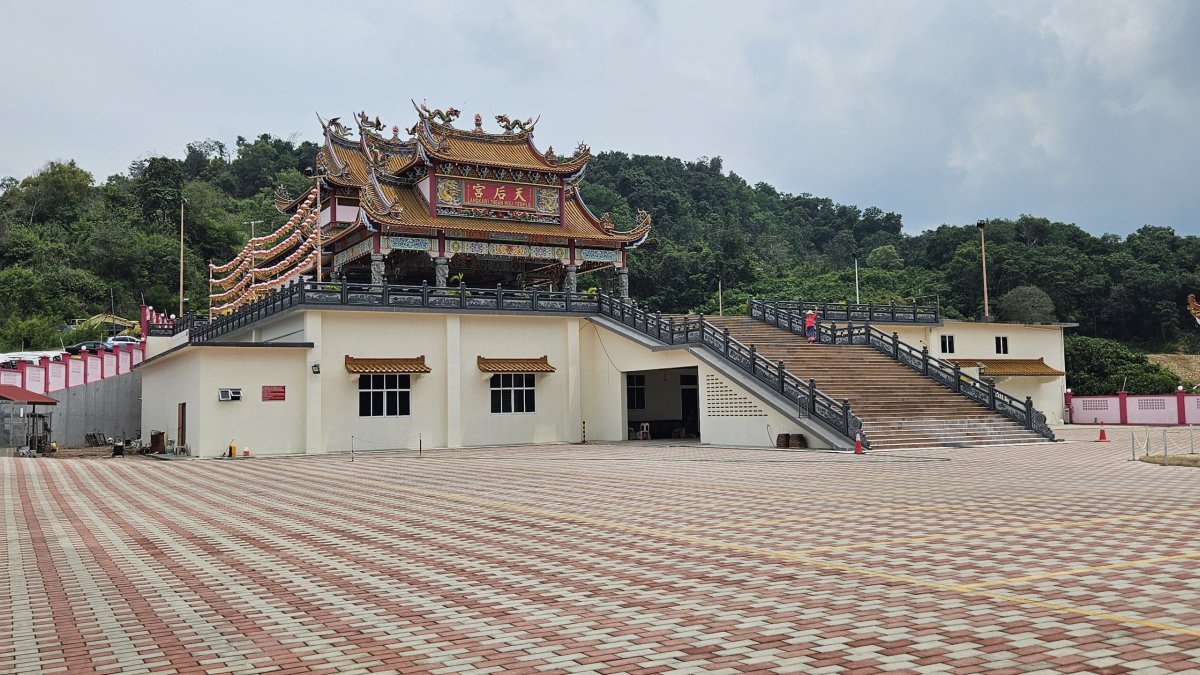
top-left (209, 103), bottom-right (650, 313)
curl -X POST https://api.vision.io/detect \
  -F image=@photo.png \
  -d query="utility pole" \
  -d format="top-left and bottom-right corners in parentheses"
top-left (854, 257), bottom-right (861, 304)
top-left (977, 220), bottom-right (990, 320)
top-left (178, 196), bottom-right (188, 317)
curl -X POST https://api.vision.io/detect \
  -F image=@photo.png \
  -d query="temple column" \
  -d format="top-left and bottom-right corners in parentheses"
top-left (370, 254), bottom-right (385, 285)
top-left (434, 257), bottom-right (450, 287)
top-left (616, 266), bottom-right (629, 300)
top-left (563, 264), bottom-right (578, 293)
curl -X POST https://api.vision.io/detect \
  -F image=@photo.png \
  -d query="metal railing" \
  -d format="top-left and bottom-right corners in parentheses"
top-left (598, 296), bottom-right (867, 447)
top-left (180, 281), bottom-right (602, 343)
top-left (749, 299), bottom-right (1055, 441)
top-left (152, 282), bottom-right (867, 448)
top-left (757, 298), bottom-right (940, 324)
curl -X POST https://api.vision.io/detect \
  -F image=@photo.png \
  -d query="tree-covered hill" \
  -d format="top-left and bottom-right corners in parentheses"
top-left (2, 134), bottom-right (1198, 362)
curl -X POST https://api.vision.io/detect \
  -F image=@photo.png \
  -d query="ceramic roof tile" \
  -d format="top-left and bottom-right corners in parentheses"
top-left (950, 358), bottom-right (1065, 377)
top-left (344, 356), bottom-right (431, 374)
top-left (476, 356), bottom-right (556, 373)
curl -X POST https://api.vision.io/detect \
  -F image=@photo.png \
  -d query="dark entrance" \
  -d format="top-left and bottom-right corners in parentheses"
top-left (625, 367), bottom-right (700, 440)
top-left (680, 370), bottom-right (699, 436)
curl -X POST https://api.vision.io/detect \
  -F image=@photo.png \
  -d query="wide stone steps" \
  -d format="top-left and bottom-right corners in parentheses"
top-left (702, 315), bottom-right (1050, 450)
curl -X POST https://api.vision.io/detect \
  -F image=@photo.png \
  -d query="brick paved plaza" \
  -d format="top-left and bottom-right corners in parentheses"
top-left (3, 426), bottom-right (1199, 674)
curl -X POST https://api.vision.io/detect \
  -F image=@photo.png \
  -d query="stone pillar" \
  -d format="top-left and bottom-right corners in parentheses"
top-left (616, 266), bottom-right (629, 300)
top-left (434, 257), bottom-right (450, 287)
top-left (563, 264), bottom-right (578, 293)
top-left (369, 254), bottom-right (385, 285)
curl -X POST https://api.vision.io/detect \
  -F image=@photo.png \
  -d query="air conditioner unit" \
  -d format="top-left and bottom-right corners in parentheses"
top-left (229, 388), bottom-right (242, 401)
top-left (218, 388), bottom-right (243, 402)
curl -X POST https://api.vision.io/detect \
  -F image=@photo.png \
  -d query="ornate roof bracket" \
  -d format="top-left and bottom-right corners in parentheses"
top-left (317, 114), bottom-right (347, 174)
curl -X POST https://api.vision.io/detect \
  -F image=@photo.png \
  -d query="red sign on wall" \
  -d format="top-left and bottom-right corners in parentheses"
top-left (463, 180), bottom-right (536, 211)
top-left (262, 385), bottom-right (286, 401)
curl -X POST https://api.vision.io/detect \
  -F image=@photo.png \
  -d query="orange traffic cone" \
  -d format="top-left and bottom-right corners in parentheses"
top-left (1097, 422), bottom-right (1109, 442)
top-left (854, 431), bottom-right (864, 454)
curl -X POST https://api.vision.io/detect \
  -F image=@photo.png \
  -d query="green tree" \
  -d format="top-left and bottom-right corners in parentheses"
top-left (865, 244), bottom-right (903, 270)
top-left (1065, 335), bottom-right (1185, 395)
top-left (996, 285), bottom-right (1056, 323)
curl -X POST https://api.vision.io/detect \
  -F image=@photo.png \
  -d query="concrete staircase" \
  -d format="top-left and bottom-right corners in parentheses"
top-left (705, 316), bottom-right (1052, 450)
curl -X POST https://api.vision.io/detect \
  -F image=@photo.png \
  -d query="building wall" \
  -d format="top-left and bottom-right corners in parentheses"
top-left (697, 363), bottom-right (826, 449)
top-left (49, 372), bottom-right (142, 446)
top-left (140, 347), bottom-right (306, 457)
top-left (317, 311), bottom-right (449, 452)
top-left (141, 310), bottom-right (1066, 456)
top-left (891, 322), bottom-right (1067, 424)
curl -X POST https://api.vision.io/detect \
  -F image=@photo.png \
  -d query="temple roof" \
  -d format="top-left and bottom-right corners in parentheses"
top-left (273, 105), bottom-right (650, 246)
top-left (418, 122), bottom-right (589, 173)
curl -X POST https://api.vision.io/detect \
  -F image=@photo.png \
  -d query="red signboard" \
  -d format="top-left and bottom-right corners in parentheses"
top-left (262, 385), bottom-right (286, 401)
top-left (463, 180), bottom-right (536, 211)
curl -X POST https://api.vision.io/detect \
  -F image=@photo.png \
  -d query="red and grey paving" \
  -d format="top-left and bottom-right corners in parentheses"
top-left (3, 425), bottom-right (1199, 674)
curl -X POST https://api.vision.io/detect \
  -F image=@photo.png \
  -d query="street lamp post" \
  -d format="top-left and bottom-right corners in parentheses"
top-left (977, 220), bottom-right (990, 320)
top-left (179, 196), bottom-right (189, 317)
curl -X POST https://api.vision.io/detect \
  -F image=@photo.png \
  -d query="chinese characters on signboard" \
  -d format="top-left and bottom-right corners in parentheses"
top-left (438, 177), bottom-right (560, 214)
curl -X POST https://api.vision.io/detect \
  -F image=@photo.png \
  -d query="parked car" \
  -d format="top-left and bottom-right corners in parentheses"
top-left (65, 340), bottom-right (112, 354)
top-left (106, 335), bottom-right (140, 347)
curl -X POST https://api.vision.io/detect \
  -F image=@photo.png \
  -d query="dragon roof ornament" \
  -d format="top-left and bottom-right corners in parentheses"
top-left (495, 114), bottom-right (539, 135)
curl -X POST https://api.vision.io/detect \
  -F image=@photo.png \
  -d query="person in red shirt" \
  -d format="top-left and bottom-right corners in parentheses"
top-left (805, 309), bottom-right (817, 343)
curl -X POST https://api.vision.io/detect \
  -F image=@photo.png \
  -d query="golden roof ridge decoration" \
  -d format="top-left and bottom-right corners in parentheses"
top-left (495, 113), bottom-right (539, 134)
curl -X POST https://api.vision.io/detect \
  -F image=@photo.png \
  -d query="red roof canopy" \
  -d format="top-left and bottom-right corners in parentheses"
top-left (0, 385), bottom-right (57, 405)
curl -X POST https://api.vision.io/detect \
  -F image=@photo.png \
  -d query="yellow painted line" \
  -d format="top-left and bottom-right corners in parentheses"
top-left (960, 551), bottom-right (1200, 588)
top-left (784, 508), bottom-right (1200, 555)
top-left (664, 502), bottom-right (1061, 533)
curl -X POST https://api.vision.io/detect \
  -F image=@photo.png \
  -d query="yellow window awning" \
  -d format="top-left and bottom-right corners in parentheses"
top-left (344, 355), bottom-right (431, 374)
top-left (476, 355), bottom-right (556, 373)
top-left (951, 358), bottom-right (1065, 377)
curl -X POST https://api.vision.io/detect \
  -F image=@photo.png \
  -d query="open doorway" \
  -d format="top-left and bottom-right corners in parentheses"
top-left (626, 367), bottom-right (699, 440)
top-left (177, 402), bottom-right (187, 448)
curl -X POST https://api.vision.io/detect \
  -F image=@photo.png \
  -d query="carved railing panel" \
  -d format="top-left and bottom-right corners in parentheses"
top-left (758, 299), bottom-right (940, 324)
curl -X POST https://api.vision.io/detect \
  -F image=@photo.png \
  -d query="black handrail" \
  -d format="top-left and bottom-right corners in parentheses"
top-left (182, 281), bottom-right (603, 343)
top-left (748, 299), bottom-right (1055, 441)
top-left (758, 298), bottom-right (940, 324)
top-left (595, 296), bottom-right (867, 448)
top-left (156, 282), bottom-right (867, 447)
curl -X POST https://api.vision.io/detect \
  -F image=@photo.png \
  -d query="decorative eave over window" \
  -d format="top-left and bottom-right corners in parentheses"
top-left (949, 358), bottom-right (1065, 377)
top-left (476, 355), bottom-right (556, 373)
top-left (344, 355), bottom-right (432, 374)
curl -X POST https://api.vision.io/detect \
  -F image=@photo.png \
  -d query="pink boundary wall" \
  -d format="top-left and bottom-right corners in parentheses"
top-left (2, 343), bottom-right (145, 395)
top-left (1065, 391), bottom-right (1199, 425)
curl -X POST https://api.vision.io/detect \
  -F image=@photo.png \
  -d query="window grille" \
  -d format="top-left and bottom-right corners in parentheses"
top-left (359, 374), bottom-right (411, 417)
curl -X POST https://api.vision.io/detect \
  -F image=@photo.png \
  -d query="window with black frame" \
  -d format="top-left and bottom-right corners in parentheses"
top-left (491, 373), bottom-right (535, 413)
top-left (359, 374), bottom-right (411, 416)
top-left (626, 373), bottom-right (646, 410)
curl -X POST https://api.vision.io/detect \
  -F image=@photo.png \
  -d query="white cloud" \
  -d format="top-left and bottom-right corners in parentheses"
top-left (1, 0), bottom-right (1196, 235)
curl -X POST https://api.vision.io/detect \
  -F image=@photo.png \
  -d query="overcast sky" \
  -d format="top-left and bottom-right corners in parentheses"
top-left (3, 0), bottom-right (1197, 236)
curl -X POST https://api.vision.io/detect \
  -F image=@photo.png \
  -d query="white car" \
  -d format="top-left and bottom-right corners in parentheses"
top-left (106, 335), bottom-right (141, 347)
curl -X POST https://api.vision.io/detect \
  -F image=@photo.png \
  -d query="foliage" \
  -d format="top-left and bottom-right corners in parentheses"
top-left (996, 285), bottom-right (1057, 323)
top-left (865, 244), bottom-right (903, 270)
top-left (1064, 335), bottom-right (1186, 395)
top-left (2, 134), bottom-right (1200, 362)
